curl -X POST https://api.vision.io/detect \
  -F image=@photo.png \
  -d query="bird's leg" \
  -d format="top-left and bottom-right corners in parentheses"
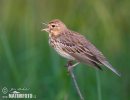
top-left (65, 60), bottom-right (73, 67)
top-left (66, 60), bottom-right (79, 72)
top-left (65, 60), bottom-right (80, 73)
top-left (67, 62), bottom-right (80, 72)
top-left (67, 60), bottom-right (73, 66)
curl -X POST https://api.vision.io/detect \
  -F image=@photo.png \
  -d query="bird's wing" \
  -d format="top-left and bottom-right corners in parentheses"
top-left (57, 32), bottom-right (102, 69)
top-left (80, 35), bottom-right (121, 76)
top-left (83, 39), bottom-right (121, 76)
top-left (58, 31), bottom-right (120, 76)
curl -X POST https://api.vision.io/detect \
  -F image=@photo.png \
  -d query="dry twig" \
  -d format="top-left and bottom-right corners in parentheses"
top-left (67, 62), bottom-right (85, 100)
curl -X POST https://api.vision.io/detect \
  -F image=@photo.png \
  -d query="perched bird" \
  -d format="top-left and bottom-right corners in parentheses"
top-left (42, 19), bottom-right (120, 76)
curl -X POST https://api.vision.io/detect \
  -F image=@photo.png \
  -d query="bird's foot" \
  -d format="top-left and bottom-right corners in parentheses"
top-left (67, 62), bottom-right (80, 74)
top-left (65, 60), bottom-right (80, 74)
top-left (64, 60), bottom-right (73, 67)
top-left (64, 60), bottom-right (73, 75)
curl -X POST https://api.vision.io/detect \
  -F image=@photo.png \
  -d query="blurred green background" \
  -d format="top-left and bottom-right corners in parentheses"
top-left (0, 0), bottom-right (130, 100)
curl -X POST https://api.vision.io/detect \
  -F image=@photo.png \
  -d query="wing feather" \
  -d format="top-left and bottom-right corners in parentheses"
top-left (57, 31), bottom-right (120, 76)
top-left (57, 31), bottom-right (102, 69)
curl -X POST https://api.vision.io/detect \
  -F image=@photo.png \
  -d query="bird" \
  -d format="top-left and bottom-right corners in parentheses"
top-left (42, 19), bottom-right (120, 77)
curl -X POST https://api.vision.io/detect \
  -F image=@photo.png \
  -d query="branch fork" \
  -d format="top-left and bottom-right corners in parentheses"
top-left (66, 61), bottom-right (85, 100)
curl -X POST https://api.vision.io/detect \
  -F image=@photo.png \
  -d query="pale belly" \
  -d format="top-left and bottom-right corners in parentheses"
top-left (49, 38), bottom-right (75, 60)
top-left (54, 45), bottom-right (75, 60)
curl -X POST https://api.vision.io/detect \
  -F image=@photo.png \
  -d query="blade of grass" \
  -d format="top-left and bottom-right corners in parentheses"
top-left (96, 70), bottom-right (102, 100)
top-left (0, 29), bottom-right (20, 85)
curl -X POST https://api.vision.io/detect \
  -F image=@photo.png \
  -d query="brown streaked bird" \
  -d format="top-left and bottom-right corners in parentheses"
top-left (42, 19), bottom-right (120, 76)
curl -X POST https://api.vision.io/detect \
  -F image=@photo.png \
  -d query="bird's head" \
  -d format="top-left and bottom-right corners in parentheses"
top-left (42, 19), bottom-right (67, 36)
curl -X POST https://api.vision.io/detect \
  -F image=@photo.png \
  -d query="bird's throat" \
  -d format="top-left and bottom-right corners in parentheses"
top-left (50, 30), bottom-right (61, 37)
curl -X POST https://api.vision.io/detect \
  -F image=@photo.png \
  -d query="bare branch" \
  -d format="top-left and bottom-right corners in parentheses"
top-left (67, 62), bottom-right (85, 100)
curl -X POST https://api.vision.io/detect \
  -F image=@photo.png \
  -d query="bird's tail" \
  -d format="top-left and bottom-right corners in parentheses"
top-left (101, 61), bottom-right (121, 77)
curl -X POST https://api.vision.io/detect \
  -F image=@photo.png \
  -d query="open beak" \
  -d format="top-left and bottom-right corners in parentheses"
top-left (41, 28), bottom-right (49, 32)
top-left (41, 23), bottom-right (49, 32)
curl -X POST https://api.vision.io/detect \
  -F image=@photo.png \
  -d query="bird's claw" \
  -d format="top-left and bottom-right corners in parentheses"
top-left (64, 61), bottom-right (72, 67)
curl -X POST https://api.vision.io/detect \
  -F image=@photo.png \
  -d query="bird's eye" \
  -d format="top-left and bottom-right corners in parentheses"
top-left (52, 25), bottom-right (55, 27)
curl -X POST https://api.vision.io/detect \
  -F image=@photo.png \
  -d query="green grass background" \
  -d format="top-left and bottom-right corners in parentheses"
top-left (0, 0), bottom-right (130, 100)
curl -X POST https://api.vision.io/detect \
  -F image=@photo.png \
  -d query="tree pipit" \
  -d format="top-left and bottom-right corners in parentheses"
top-left (42, 19), bottom-right (120, 76)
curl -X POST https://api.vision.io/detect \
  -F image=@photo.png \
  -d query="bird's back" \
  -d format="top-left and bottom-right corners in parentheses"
top-left (55, 30), bottom-right (120, 76)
